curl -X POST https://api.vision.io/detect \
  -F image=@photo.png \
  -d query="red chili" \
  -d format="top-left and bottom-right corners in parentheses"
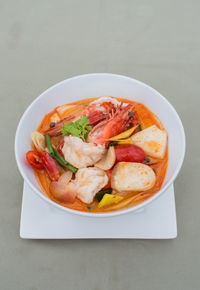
top-left (57, 138), bottom-right (64, 157)
top-left (104, 169), bottom-right (113, 189)
top-left (115, 144), bottom-right (146, 163)
top-left (26, 151), bottom-right (44, 169)
top-left (41, 152), bottom-right (60, 181)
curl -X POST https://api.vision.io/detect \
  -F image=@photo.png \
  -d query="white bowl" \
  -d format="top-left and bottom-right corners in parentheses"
top-left (15, 73), bottom-right (185, 217)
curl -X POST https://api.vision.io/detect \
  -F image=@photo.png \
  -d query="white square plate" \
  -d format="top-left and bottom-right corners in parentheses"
top-left (20, 182), bottom-right (177, 239)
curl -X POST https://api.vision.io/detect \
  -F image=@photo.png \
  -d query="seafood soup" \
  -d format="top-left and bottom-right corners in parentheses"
top-left (25, 97), bottom-right (168, 213)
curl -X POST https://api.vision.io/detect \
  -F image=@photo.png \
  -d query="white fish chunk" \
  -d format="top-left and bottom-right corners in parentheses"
top-left (74, 167), bottom-right (108, 204)
top-left (111, 162), bottom-right (156, 192)
top-left (62, 136), bottom-right (106, 168)
top-left (131, 125), bottom-right (167, 159)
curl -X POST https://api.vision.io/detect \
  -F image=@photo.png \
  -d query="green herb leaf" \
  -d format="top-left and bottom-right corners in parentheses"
top-left (108, 141), bottom-right (118, 147)
top-left (86, 125), bottom-right (92, 131)
top-left (76, 114), bottom-right (90, 127)
top-left (138, 124), bottom-right (142, 131)
top-left (95, 188), bottom-right (112, 202)
top-left (86, 205), bottom-right (94, 210)
top-left (61, 115), bottom-right (92, 141)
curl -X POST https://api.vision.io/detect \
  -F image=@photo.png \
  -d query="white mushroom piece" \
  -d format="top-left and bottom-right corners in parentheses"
top-left (111, 162), bottom-right (156, 192)
top-left (62, 136), bottom-right (106, 168)
top-left (31, 131), bottom-right (45, 153)
top-left (95, 146), bottom-right (116, 170)
top-left (131, 125), bottom-right (167, 159)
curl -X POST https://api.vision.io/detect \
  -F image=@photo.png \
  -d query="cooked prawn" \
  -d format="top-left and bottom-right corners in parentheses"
top-left (43, 99), bottom-right (116, 137)
top-left (87, 104), bottom-right (137, 145)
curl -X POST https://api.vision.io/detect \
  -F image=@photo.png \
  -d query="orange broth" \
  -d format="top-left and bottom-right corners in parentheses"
top-left (34, 97), bottom-right (168, 213)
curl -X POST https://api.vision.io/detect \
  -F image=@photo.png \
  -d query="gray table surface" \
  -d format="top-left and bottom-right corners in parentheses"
top-left (0, 0), bottom-right (199, 289)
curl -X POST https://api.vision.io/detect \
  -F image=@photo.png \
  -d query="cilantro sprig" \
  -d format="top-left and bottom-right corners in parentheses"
top-left (61, 115), bottom-right (92, 141)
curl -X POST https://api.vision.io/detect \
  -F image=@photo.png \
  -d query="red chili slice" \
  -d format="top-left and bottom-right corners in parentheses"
top-left (26, 151), bottom-right (44, 169)
top-left (41, 152), bottom-right (60, 181)
top-left (57, 138), bottom-right (65, 157)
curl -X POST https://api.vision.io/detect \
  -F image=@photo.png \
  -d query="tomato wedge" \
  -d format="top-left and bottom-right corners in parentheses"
top-left (26, 151), bottom-right (44, 169)
top-left (41, 152), bottom-right (60, 181)
top-left (114, 144), bottom-right (146, 163)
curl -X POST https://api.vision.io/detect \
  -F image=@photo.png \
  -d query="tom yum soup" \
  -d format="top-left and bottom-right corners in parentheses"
top-left (26, 96), bottom-right (168, 213)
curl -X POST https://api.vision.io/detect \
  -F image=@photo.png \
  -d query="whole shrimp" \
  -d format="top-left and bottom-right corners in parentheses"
top-left (43, 101), bottom-right (116, 137)
top-left (87, 103), bottom-right (138, 146)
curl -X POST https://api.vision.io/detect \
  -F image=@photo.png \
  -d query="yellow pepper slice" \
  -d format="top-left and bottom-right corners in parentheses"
top-left (116, 138), bottom-right (133, 145)
top-left (107, 125), bottom-right (138, 141)
top-left (98, 194), bottom-right (123, 208)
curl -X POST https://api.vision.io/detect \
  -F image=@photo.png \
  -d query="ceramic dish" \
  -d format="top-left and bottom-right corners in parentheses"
top-left (15, 73), bottom-right (185, 217)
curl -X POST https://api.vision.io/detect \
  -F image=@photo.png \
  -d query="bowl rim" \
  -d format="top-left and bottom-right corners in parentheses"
top-left (15, 73), bottom-right (186, 217)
